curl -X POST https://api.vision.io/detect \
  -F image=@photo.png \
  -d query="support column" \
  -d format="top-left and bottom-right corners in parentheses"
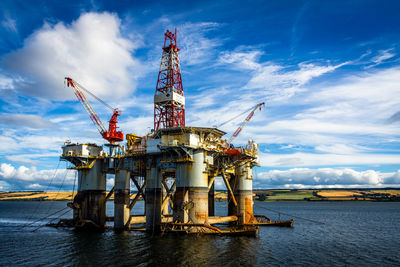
top-left (114, 170), bottom-right (130, 230)
top-left (208, 177), bottom-right (215, 216)
top-left (229, 162), bottom-right (254, 224)
top-left (145, 157), bottom-right (162, 233)
top-left (174, 150), bottom-right (208, 224)
top-left (228, 173), bottom-right (236, 218)
top-left (73, 160), bottom-right (106, 228)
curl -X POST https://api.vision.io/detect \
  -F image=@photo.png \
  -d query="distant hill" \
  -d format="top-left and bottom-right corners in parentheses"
top-left (1, 189), bottom-right (399, 201)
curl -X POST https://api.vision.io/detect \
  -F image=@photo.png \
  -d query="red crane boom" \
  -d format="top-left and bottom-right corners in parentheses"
top-left (227, 102), bottom-right (265, 145)
top-left (223, 102), bottom-right (265, 156)
top-left (65, 77), bottom-right (124, 143)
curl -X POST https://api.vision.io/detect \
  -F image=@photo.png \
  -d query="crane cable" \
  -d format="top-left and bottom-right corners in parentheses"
top-left (215, 102), bottom-right (265, 146)
top-left (44, 169), bottom-right (70, 216)
top-left (20, 159), bottom-right (61, 229)
top-left (30, 207), bottom-right (71, 232)
top-left (22, 169), bottom-right (71, 231)
top-left (253, 202), bottom-right (325, 225)
top-left (66, 78), bottom-right (115, 111)
top-left (21, 206), bottom-right (70, 229)
top-left (216, 104), bottom-right (258, 129)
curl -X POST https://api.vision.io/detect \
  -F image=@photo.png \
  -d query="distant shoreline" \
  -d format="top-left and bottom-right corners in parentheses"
top-left (1, 189), bottom-right (399, 202)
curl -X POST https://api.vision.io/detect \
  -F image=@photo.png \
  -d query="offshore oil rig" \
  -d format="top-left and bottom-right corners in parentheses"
top-left (59, 29), bottom-right (292, 235)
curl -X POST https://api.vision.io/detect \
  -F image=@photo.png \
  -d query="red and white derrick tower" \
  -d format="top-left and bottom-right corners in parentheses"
top-left (154, 28), bottom-right (185, 130)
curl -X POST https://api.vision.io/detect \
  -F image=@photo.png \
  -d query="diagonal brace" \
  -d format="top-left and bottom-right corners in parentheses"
top-left (104, 186), bottom-right (114, 205)
top-left (222, 172), bottom-right (237, 207)
top-left (161, 180), bottom-right (176, 211)
top-left (129, 176), bottom-right (146, 210)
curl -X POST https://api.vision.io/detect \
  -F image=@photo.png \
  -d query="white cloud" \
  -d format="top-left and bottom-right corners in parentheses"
top-left (0, 135), bottom-right (18, 151)
top-left (315, 144), bottom-right (366, 154)
top-left (219, 49), bottom-right (263, 70)
top-left (1, 13), bottom-right (17, 33)
top-left (4, 152), bottom-right (59, 165)
top-left (384, 170), bottom-right (400, 184)
top-left (4, 156), bottom-right (38, 165)
top-left (0, 74), bottom-right (15, 89)
top-left (27, 183), bottom-right (42, 189)
top-left (0, 114), bottom-right (54, 129)
top-left (263, 119), bottom-right (398, 136)
top-left (255, 168), bottom-right (400, 188)
top-left (184, 49), bottom-right (348, 136)
top-left (0, 131), bottom-right (68, 161)
top-left (179, 22), bottom-right (221, 66)
top-left (225, 66), bottom-right (400, 153)
top-left (11, 135), bottom-right (65, 151)
top-left (3, 12), bottom-right (140, 100)
top-left (248, 62), bottom-right (340, 89)
top-left (189, 87), bottom-right (230, 109)
top-left (118, 115), bottom-right (153, 136)
top-left (244, 62), bottom-right (347, 101)
top-left (309, 67), bottom-right (400, 113)
top-left (49, 115), bottom-right (78, 124)
top-left (217, 48), bottom-right (347, 102)
top-left (366, 48), bottom-right (395, 68)
top-left (259, 152), bottom-right (400, 167)
top-left (0, 163), bottom-right (16, 178)
top-left (0, 163), bottom-right (75, 190)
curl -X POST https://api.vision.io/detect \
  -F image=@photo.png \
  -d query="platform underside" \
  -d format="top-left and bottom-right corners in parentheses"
top-left (47, 214), bottom-right (294, 236)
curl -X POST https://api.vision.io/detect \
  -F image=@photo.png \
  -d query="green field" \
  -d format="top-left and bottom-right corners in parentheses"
top-left (265, 192), bottom-right (314, 201)
top-left (1, 189), bottom-right (399, 201)
top-left (254, 189), bottom-right (400, 201)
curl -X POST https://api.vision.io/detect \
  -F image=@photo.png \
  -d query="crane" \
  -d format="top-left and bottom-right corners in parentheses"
top-left (65, 77), bottom-right (124, 144)
top-left (220, 102), bottom-right (265, 155)
top-left (226, 102), bottom-right (265, 145)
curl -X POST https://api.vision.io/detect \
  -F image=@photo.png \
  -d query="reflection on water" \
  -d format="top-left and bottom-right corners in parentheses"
top-left (0, 201), bottom-right (399, 266)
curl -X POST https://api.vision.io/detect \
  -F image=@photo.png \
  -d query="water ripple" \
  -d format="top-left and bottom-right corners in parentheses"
top-left (0, 201), bottom-right (399, 266)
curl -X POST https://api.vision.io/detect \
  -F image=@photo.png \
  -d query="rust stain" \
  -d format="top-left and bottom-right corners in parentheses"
top-left (245, 196), bottom-right (254, 223)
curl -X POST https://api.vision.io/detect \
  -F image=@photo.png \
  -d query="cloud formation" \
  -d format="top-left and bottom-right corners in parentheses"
top-left (3, 12), bottom-right (140, 100)
top-left (0, 7), bottom-right (399, 190)
top-left (0, 114), bottom-right (54, 129)
top-left (255, 168), bottom-right (400, 188)
top-left (179, 22), bottom-right (221, 66)
top-left (0, 163), bottom-right (75, 190)
top-left (259, 152), bottom-right (400, 167)
top-left (366, 48), bottom-right (395, 68)
top-left (218, 48), bottom-right (346, 102)
top-left (1, 13), bottom-right (17, 33)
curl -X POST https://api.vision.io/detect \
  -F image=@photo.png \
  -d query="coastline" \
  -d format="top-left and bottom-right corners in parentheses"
top-left (1, 189), bottom-right (399, 201)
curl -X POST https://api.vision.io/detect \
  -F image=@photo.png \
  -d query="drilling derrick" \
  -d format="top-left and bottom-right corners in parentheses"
top-left (154, 28), bottom-right (185, 130)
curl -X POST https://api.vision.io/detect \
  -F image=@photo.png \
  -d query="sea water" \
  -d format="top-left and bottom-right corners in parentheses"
top-left (0, 201), bottom-right (399, 266)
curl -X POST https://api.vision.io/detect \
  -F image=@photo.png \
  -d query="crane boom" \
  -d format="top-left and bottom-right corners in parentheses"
top-left (227, 102), bottom-right (265, 145)
top-left (65, 77), bottom-right (124, 143)
top-left (216, 105), bottom-right (256, 128)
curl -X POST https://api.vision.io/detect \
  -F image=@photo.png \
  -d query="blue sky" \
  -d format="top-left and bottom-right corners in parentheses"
top-left (1, 0), bottom-right (400, 190)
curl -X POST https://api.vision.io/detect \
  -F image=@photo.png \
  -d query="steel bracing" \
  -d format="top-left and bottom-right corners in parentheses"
top-left (154, 28), bottom-right (185, 130)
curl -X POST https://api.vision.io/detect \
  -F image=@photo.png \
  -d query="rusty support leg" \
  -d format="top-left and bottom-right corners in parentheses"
top-left (73, 160), bottom-right (106, 229)
top-left (114, 170), bottom-right (130, 230)
top-left (174, 150), bottom-right (208, 225)
top-left (230, 162), bottom-right (254, 224)
top-left (145, 158), bottom-right (162, 233)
